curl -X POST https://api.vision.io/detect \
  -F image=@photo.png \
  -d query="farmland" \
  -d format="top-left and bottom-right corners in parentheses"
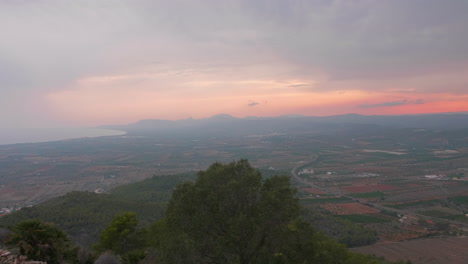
top-left (294, 143), bottom-right (468, 244)
top-left (320, 203), bottom-right (380, 215)
top-left (352, 236), bottom-right (468, 264)
top-left (1, 116), bottom-right (468, 262)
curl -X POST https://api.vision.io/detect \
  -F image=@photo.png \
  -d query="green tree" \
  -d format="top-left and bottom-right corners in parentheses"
top-left (94, 212), bottom-right (148, 262)
top-left (0, 227), bottom-right (12, 247)
top-left (161, 160), bottom-right (299, 264)
top-left (94, 252), bottom-right (122, 264)
top-left (159, 160), bottom-right (302, 263)
top-left (6, 219), bottom-right (72, 264)
top-left (158, 160), bottom-right (396, 264)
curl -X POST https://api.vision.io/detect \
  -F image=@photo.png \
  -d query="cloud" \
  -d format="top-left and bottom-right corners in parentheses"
top-left (248, 101), bottom-right (259, 107)
top-left (3, 0), bottom-right (468, 89)
top-left (1, 0), bottom-right (468, 127)
top-left (260, 0), bottom-right (468, 80)
top-left (359, 100), bottom-right (408, 108)
top-left (359, 99), bottom-right (425, 108)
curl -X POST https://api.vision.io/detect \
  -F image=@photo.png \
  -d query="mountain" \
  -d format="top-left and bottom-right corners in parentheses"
top-left (101, 112), bottom-right (468, 138)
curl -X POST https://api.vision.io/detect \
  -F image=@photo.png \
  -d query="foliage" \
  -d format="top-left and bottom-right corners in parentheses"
top-left (0, 160), bottom-right (409, 263)
top-left (380, 209), bottom-right (399, 217)
top-left (0, 227), bottom-right (12, 247)
top-left (160, 160), bottom-right (301, 263)
top-left (94, 212), bottom-right (147, 257)
top-left (121, 249), bottom-right (147, 264)
top-left (302, 208), bottom-right (379, 247)
top-left (0, 174), bottom-right (194, 247)
top-left (6, 219), bottom-right (73, 264)
top-left (111, 174), bottom-right (196, 203)
top-left (94, 252), bottom-right (122, 264)
top-left (157, 160), bottom-right (389, 263)
top-left (274, 219), bottom-right (351, 264)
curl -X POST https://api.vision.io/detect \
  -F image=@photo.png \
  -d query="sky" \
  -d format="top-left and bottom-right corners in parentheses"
top-left (2, 0), bottom-right (468, 128)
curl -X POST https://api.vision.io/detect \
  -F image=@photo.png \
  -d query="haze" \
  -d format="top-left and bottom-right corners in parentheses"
top-left (2, 0), bottom-right (468, 129)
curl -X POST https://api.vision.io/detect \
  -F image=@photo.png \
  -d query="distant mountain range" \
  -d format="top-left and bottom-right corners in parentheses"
top-left (101, 112), bottom-right (468, 138)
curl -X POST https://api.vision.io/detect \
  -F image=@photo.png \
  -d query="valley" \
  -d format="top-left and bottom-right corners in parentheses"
top-left (1, 114), bottom-right (468, 263)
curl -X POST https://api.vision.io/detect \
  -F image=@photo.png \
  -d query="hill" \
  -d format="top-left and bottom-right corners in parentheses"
top-left (0, 174), bottom-right (195, 247)
top-left (0, 170), bottom-right (378, 249)
top-left (1, 161), bottom-right (408, 264)
top-left (101, 112), bottom-right (468, 138)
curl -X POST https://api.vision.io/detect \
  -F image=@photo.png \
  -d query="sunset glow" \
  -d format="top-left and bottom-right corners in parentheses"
top-left (2, 0), bottom-right (468, 127)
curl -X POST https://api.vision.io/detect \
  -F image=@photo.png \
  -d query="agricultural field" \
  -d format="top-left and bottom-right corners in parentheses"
top-left (288, 127), bottom-right (468, 256)
top-left (334, 214), bottom-right (390, 224)
top-left (352, 236), bottom-right (468, 264)
top-left (1, 118), bottom-right (468, 262)
top-left (297, 157), bottom-right (468, 243)
top-left (320, 202), bottom-right (380, 215)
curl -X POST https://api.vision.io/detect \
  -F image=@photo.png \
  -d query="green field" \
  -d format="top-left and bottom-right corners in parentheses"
top-left (349, 191), bottom-right (385, 198)
top-left (334, 214), bottom-right (390, 223)
top-left (386, 199), bottom-right (443, 209)
top-left (418, 210), bottom-right (454, 218)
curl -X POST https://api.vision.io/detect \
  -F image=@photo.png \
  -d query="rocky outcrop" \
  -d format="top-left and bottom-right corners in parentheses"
top-left (0, 250), bottom-right (46, 264)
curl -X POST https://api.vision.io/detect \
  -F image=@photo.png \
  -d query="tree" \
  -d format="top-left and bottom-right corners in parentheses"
top-left (158, 160), bottom-right (393, 264)
top-left (0, 227), bottom-right (12, 247)
top-left (6, 219), bottom-right (72, 264)
top-left (94, 212), bottom-right (148, 262)
top-left (94, 252), bottom-right (122, 264)
top-left (160, 160), bottom-right (300, 263)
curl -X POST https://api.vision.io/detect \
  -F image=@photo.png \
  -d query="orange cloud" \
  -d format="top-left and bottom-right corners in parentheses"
top-left (44, 64), bottom-right (468, 125)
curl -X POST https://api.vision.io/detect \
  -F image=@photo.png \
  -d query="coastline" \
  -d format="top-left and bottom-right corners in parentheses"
top-left (0, 127), bottom-right (126, 146)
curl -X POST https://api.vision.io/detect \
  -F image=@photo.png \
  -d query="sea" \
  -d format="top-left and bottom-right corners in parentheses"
top-left (0, 127), bottom-right (126, 146)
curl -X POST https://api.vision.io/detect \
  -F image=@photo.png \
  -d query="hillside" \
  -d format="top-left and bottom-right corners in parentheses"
top-left (0, 174), bottom-right (195, 247)
top-left (1, 161), bottom-right (410, 264)
top-left (0, 171), bottom-right (379, 249)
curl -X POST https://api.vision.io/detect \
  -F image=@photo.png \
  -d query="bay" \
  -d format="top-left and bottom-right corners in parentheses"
top-left (0, 127), bottom-right (125, 145)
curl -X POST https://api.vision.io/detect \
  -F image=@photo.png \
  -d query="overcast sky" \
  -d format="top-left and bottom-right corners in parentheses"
top-left (2, 0), bottom-right (468, 128)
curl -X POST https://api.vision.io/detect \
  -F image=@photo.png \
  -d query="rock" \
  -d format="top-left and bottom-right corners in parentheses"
top-left (0, 249), bottom-right (47, 264)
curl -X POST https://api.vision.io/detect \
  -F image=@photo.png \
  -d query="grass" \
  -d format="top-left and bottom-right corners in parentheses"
top-left (386, 199), bottom-right (442, 209)
top-left (333, 214), bottom-right (390, 223)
